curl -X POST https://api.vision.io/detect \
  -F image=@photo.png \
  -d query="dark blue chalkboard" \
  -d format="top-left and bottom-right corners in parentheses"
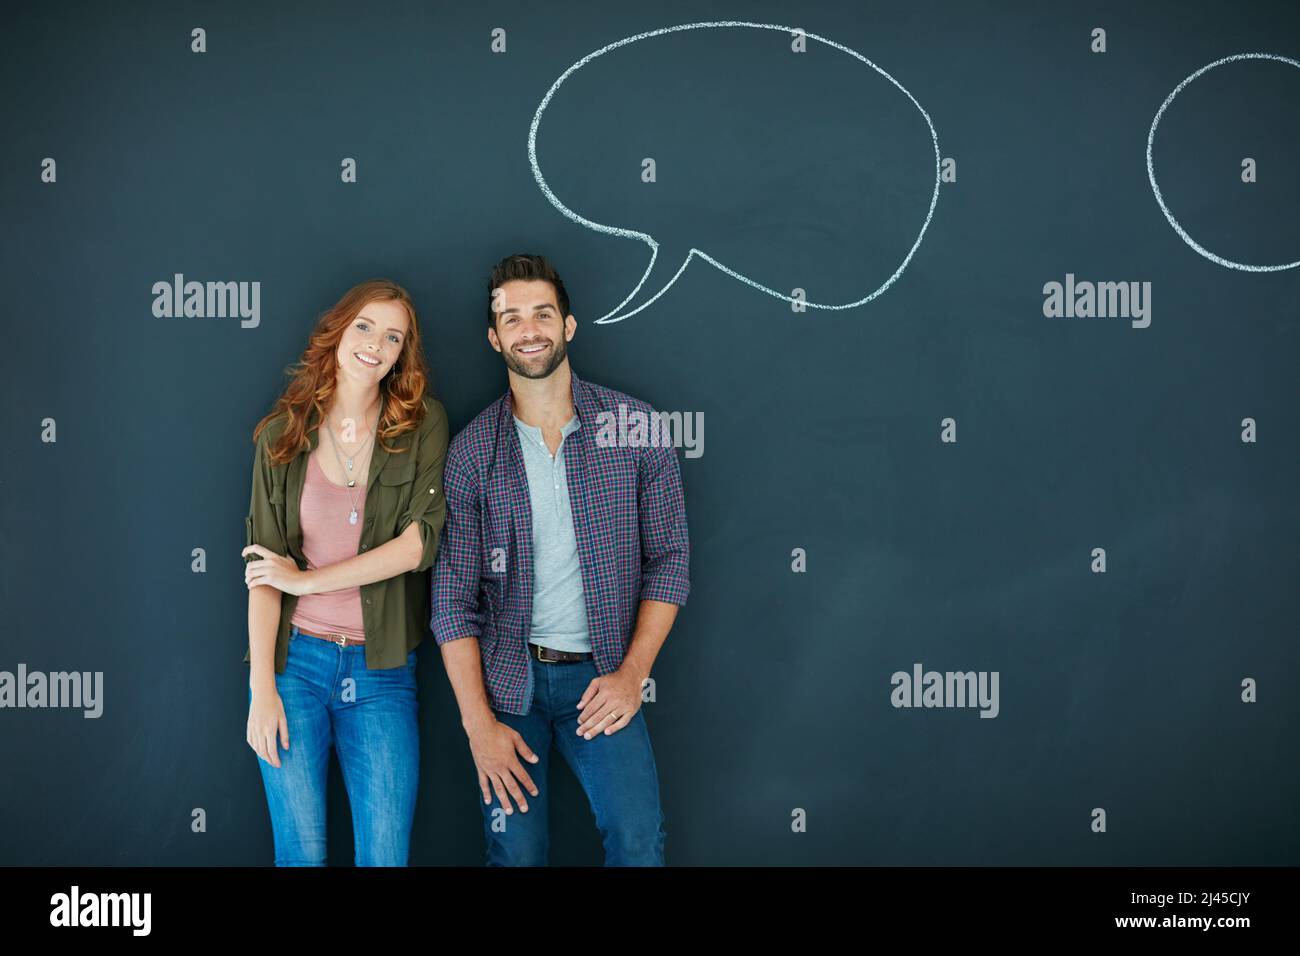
top-left (2, 0), bottom-right (1297, 866)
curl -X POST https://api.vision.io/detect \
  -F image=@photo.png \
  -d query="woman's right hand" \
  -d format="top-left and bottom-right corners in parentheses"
top-left (247, 687), bottom-right (289, 768)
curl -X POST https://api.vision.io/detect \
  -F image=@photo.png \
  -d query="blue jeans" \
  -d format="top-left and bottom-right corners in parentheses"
top-left (480, 654), bottom-right (667, 866)
top-left (249, 624), bottom-right (419, 866)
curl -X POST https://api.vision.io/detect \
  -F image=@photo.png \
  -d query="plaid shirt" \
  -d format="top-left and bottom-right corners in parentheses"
top-left (431, 368), bottom-right (690, 715)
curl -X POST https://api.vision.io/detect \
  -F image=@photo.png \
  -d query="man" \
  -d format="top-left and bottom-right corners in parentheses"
top-left (431, 253), bottom-right (690, 866)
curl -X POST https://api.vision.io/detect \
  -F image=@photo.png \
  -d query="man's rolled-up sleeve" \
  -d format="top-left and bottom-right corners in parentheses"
top-left (637, 442), bottom-right (690, 606)
top-left (430, 442), bottom-right (485, 643)
top-left (396, 400), bottom-right (450, 574)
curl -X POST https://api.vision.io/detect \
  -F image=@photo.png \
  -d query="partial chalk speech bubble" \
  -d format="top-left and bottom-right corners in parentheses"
top-left (1147, 52), bottom-right (1300, 272)
top-left (527, 20), bottom-right (943, 324)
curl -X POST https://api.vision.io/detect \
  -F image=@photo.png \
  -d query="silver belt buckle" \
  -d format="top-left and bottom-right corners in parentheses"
top-left (329, 632), bottom-right (347, 647)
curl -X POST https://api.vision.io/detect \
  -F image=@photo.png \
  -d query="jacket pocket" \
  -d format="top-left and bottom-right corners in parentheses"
top-left (379, 460), bottom-right (416, 486)
top-left (370, 458), bottom-right (414, 537)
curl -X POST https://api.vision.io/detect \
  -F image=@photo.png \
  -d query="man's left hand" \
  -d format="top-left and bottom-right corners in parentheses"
top-left (575, 666), bottom-right (647, 739)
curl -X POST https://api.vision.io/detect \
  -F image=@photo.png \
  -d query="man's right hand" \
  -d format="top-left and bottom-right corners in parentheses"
top-left (467, 717), bottom-right (540, 814)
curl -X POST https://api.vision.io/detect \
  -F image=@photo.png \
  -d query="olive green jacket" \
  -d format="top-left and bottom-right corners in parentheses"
top-left (243, 395), bottom-right (449, 673)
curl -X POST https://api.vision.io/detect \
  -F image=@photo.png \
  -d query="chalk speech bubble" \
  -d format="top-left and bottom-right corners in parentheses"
top-left (528, 20), bottom-right (943, 324)
top-left (1147, 52), bottom-right (1300, 272)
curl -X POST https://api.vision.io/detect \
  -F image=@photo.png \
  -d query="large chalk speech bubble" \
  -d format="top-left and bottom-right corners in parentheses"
top-left (1147, 52), bottom-right (1300, 272)
top-left (528, 20), bottom-right (943, 324)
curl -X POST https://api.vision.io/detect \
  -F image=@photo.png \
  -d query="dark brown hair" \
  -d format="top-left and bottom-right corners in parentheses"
top-left (487, 253), bottom-right (570, 327)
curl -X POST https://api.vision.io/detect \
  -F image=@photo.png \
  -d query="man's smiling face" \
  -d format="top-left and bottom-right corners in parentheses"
top-left (488, 278), bottom-right (575, 379)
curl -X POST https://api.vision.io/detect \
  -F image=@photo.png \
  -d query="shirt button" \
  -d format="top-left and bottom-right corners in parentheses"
top-left (361, 544), bottom-right (368, 550)
top-left (429, 487), bottom-right (436, 494)
top-left (365, 597), bottom-right (371, 605)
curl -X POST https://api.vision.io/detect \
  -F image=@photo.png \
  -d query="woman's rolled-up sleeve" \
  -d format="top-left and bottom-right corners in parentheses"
top-left (246, 427), bottom-right (289, 563)
top-left (396, 398), bottom-right (450, 574)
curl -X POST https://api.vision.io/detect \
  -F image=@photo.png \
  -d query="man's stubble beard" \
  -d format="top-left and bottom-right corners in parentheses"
top-left (501, 333), bottom-right (568, 380)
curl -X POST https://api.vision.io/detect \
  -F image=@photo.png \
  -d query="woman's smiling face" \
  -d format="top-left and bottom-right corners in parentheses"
top-left (337, 298), bottom-right (409, 383)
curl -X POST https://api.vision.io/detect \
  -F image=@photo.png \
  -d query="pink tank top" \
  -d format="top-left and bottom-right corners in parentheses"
top-left (289, 452), bottom-right (367, 641)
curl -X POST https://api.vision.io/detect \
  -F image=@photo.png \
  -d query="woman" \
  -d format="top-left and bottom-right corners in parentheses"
top-left (241, 278), bottom-right (449, 866)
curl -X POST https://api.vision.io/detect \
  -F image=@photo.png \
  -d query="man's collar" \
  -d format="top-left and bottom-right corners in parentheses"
top-left (503, 364), bottom-right (585, 423)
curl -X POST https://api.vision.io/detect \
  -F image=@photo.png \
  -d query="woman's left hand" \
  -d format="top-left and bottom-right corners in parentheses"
top-left (242, 545), bottom-right (314, 596)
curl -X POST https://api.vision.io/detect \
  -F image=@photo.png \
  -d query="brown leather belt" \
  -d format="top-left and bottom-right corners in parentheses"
top-left (294, 625), bottom-right (365, 647)
top-left (530, 642), bottom-right (592, 663)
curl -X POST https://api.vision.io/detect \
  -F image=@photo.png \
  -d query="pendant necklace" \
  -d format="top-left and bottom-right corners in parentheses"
top-left (324, 407), bottom-right (377, 525)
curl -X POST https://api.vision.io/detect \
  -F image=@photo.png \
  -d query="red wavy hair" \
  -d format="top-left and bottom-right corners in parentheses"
top-left (252, 279), bottom-right (431, 465)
